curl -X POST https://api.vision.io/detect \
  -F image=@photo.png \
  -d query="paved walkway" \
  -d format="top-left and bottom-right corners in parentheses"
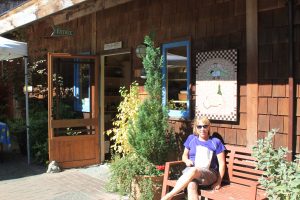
top-left (0, 152), bottom-right (124, 200)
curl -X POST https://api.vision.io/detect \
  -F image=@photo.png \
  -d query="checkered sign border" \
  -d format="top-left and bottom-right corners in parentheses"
top-left (195, 49), bottom-right (238, 122)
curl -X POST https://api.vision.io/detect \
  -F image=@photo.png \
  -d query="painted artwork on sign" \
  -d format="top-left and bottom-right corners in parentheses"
top-left (196, 49), bottom-right (237, 121)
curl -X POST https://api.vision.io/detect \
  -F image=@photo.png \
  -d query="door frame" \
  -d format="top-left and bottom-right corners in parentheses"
top-left (100, 49), bottom-right (131, 161)
top-left (47, 52), bottom-right (99, 168)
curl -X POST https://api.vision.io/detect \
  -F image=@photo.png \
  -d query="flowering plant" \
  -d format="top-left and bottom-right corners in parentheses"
top-left (156, 165), bottom-right (165, 172)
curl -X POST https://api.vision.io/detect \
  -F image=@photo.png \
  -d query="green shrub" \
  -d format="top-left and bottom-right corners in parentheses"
top-left (128, 35), bottom-right (169, 165)
top-left (106, 153), bottom-right (161, 198)
top-left (29, 100), bottom-right (48, 164)
top-left (252, 129), bottom-right (300, 200)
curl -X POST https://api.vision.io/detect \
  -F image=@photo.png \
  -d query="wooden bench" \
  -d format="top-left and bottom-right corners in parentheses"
top-left (161, 145), bottom-right (267, 200)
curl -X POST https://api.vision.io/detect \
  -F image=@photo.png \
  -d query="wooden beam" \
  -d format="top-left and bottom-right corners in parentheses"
top-left (246, 0), bottom-right (258, 147)
top-left (51, 0), bottom-right (133, 25)
top-left (51, 119), bottom-right (97, 128)
top-left (0, 0), bottom-right (89, 34)
top-left (91, 12), bottom-right (97, 54)
top-left (287, 0), bottom-right (295, 161)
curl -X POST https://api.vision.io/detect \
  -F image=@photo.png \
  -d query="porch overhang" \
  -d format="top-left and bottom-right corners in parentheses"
top-left (0, 0), bottom-right (133, 35)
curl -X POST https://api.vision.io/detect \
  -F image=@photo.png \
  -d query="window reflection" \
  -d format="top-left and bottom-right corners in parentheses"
top-left (51, 57), bottom-right (95, 136)
top-left (167, 46), bottom-right (187, 111)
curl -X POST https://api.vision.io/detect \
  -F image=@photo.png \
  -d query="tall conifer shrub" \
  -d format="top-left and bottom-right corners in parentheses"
top-left (128, 35), bottom-right (169, 165)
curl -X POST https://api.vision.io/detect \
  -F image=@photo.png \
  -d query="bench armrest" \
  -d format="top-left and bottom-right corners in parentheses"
top-left (250, 181), bottom-right (264, 200)
top-left (163, 160), bottom-right (185, 180)
top-left (165, 160), bottom-right (185, 167)
top-left (161, 161), bottom-right (185, 198)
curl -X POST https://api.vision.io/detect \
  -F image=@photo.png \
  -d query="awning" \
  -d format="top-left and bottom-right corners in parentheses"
top-left (0, 36), bottom-right (27, 60)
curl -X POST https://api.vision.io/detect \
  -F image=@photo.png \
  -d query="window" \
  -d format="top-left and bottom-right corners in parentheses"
top-left (162, 40), bottom-right (191, 119)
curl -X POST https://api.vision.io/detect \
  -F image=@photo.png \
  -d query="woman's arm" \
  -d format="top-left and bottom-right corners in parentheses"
top-left (182, 148), bottom-right (194, 167)
top-left (212, 151), bottom-right (226, 190)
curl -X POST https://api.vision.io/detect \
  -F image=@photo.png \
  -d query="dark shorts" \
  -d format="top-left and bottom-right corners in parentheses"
top-left (182, 167), bottom-right (218, 185)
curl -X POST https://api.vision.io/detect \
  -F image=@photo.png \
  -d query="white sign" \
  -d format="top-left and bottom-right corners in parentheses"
top-left (195, 49), bottom-right (238, 122)
top-left (104, 41), bottom-right (122, 50)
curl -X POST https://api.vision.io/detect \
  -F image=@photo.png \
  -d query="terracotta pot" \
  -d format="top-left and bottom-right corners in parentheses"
top-left (131, 174), bottom-right (164, 200)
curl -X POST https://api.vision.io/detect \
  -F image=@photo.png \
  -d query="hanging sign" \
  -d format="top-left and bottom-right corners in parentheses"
top-left (51, 26), bottom-right (73, 37)
top-left (104, 41), bottom-right (122, 50)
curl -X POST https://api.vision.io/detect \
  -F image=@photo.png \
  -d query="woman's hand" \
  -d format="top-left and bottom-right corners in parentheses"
top-left (182, 148), bottom-right (194, 166)
top-left (211, 178), bottom-right (222, 190)
top-left (213, 151), bottom-right (226, 190)
top-left (184, 159), bottom-right (194, 167)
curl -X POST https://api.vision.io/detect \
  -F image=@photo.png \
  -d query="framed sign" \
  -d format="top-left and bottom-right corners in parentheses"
top-left (195, 49), bottom-right (237, 121)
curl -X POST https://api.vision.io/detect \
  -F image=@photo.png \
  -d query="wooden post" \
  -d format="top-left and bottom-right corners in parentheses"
top-left (246, 0), bottom-right (258, 147)
top-left (287, 0), bottom-right (295, 161)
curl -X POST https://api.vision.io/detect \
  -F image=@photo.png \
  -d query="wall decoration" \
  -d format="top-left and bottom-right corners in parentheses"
top-left (195, 49), bottom-right (237, 121)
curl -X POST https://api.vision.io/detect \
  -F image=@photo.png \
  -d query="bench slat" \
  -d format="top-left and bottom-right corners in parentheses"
top-left (232, 165), bottom-right (265, 176)
top-left (234, 153), bottom-right (257, 161)
top-left (233, 159), bottom-right (257, 167)
top-left (230, 174), bottom-right (260, 185)
top-left (201, 183), bottom-right (267, 200)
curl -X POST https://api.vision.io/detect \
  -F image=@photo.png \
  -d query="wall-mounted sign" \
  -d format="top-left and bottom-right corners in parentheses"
top-left (51, 26), bottom-right (73, 37)
top-left (195, 49), bottom-right (238, 122)
top-left (104, 41), bottom-right (122, 50)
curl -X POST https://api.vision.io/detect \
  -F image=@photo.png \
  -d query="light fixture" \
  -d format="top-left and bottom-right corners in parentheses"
top-left (135, 43), bottom-right (146, 58)
top-left (23, 85), bottom-right (33, 93)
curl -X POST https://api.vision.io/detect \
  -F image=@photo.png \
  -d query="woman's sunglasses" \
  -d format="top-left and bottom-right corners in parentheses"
top-left (197, 125), bottom-right (209, 129)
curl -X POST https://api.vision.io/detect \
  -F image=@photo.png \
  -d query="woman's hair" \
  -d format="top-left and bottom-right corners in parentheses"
top-left (193, 116), bottom-right (211, 135)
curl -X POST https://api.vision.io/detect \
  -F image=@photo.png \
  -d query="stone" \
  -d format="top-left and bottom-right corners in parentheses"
top-left (46, 160), bottom-right (61, 173)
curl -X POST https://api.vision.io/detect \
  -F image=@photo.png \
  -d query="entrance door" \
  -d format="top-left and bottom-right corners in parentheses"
top-left (100, 51), bottom-right (131, 161)
top-left (48, 53), bottom-right (99, 168)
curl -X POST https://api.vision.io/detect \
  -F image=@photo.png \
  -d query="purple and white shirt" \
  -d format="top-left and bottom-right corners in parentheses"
top-left (184, 134), bottom-right (226, 171)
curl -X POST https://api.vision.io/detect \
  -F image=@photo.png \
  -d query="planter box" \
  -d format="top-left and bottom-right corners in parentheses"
top-left (131, 174), bottom-right (163, 200)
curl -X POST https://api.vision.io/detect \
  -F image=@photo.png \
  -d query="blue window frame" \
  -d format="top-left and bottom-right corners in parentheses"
top-left (162, 40), bottom-right (191, 119)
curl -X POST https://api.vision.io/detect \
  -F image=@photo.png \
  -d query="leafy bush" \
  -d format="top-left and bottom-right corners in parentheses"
top-left (107, 153), bottom-right (161, 198)
top-left (7, 118), bottom-right (26, 135)
top-left (7, 117), bottom-right (27, 155)
top-left (252, 129), bottom-right (300, 200)
top-left (29, 100), bottom-right (48, 164)
top-left (105, 82), bottom-right (141, 156)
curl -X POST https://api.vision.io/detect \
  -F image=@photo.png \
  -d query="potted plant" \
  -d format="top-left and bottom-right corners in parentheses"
top-left (128, 35), bottom-right (169, 165)
top-left (126, 35), bottom-right (170, 199)
top-left (106, 35), bottom-right (172, 200)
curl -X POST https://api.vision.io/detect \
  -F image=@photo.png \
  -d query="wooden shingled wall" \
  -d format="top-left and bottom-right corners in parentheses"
top-left (24, 0), bottom-right (300, 155)
top-left (257, 0), bottom-right (300, 153)
top-left (26, 14), bottom-right (92, 57)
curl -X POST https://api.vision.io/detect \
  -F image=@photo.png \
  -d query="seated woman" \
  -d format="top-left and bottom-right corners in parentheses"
top-left (161, 116), bottom-right (226, 200)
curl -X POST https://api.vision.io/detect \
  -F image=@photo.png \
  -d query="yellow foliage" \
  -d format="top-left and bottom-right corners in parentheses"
top-left (105, 82), bottom-right (141, 156)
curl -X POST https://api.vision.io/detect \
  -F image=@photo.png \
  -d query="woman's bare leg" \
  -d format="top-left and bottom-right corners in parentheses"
top-left (161, 167), bottom-right (201, 200)
top-left (187, 181), bottom-right (199, 200)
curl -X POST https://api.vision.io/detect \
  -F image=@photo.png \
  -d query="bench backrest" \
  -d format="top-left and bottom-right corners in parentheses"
top-left (224, 145), bottom-right (264, 187)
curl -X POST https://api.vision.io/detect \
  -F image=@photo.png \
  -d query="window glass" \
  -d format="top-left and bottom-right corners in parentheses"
top-left (74, 62), bottom-right (90, 112)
